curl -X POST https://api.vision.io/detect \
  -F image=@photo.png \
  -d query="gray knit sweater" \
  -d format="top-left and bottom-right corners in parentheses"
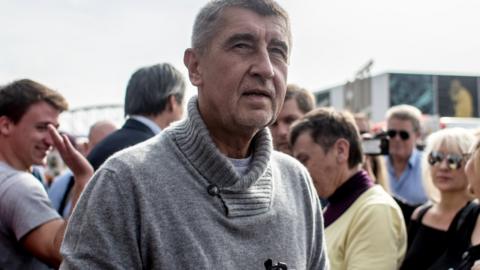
top-left (61, 97), bottom-right (328, 269)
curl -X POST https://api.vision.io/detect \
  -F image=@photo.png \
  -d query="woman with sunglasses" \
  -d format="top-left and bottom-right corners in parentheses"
top-left (400, 127), bottom-right (476, 270)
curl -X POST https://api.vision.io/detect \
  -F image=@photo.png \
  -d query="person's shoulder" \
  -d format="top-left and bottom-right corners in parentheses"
top-left (359, 185), bottom-right (402, 210)
top-left (93, 125), bottom-right (151, 151)
top-left (352, 188), bottom-right (405, 225)
top-left (410, 202), bottom-right (433, 221)
top-left (411, 148), bottom-right (424, 162)
top-left (272, 150), bottom-right (308, 171)
top-left (0, 168), bottom-right (38, 188)
top-left (271, 150), bottom-right (303, 168)
top-left (0, 168), bottom-right (47, 202)
top-left (102, 133), bottom-right (172, 169)
top-left (270, 151), bottom-right (313, 184)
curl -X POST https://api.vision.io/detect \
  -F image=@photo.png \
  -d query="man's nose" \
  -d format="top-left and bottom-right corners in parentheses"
top-left (250, 48), bottom-right (275, 80)
top-left (278, 122), bottom-right (289, 136)
top-left (44, 131), bottom-right (54, 147)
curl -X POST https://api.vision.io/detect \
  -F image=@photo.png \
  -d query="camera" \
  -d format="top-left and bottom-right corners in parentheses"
top-left (362, 132), bottom-right (389, 156)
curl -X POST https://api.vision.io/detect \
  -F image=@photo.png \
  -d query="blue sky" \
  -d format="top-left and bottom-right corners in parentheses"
top-left (2, 0), bottom-right (479, 109)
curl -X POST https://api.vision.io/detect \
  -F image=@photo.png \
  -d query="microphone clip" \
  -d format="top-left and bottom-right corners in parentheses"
top-left (264, 259), bottom-right (288, 270)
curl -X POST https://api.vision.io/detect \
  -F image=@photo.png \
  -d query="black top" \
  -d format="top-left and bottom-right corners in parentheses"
top-left (429, 201), bottom-right (480, 270)
top-left (400, 204), bottom-right (449, 270)
top-left (455, 244), bottom-right (480, 270)
top-left (394, 196), bottom-right (419, 227)
top-left (400, 201), bottom-right (479, 270)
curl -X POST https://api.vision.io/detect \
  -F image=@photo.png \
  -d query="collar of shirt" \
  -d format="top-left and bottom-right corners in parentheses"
top-left (323, 170), bottom-right (374, 227)
top-left (386, 148), bottom-right (427, 205)
top-left (387, 148), bottom-right (421, 172)
top-left (407, 148), bottom-right (421, 168)
top-left (129, 115), bottom-right (161, 135)
top-left (228, 155), bottom-right (253, 176)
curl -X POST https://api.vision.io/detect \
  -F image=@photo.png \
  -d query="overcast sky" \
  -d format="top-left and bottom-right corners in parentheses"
top-left (2, 0), bottom-right (479, 109)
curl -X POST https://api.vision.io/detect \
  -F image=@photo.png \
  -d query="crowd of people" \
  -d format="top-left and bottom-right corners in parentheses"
top-left (1, 0), bottom-right (480, 269)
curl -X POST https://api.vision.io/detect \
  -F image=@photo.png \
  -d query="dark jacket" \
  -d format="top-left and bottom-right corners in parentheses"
top-left (87, 118), bottom-right (155, 171)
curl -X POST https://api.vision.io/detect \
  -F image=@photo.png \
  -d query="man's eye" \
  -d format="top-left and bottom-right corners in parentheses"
top-left (270, 48), bottom-right (287, 60)
top-left (285, 117), bottom-right (298, 125)
top-left (296, 156), bottom-right (309, 165)
top-left (234, 43), bottom-right (250, 49)
top-left (36, 125), bottom-right (48, 131)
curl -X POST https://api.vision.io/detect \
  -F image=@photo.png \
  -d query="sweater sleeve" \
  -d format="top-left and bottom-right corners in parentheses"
top-left (344, 203), bottom-right (407, 270)
top-left (309, 196), bottom-right (330, 270)
top-left (301, 169), bottom-right (329, 270)
top-left (60, 166), bottom-right (142, 269)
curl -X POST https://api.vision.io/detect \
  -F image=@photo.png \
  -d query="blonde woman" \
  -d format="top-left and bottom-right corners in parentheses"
top-left (400, 127), bottom-right (476, 270)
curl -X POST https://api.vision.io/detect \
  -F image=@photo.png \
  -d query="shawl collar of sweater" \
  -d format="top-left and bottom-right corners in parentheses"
top-left (165, 96), bottom-right (273, 217)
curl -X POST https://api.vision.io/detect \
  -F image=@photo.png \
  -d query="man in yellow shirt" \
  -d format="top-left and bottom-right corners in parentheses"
top-left (290, 108), bottom-right (406, 269)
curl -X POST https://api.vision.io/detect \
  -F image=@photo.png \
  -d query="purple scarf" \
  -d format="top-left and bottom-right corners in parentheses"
top-left (323, 170), bottom-right (374, 228)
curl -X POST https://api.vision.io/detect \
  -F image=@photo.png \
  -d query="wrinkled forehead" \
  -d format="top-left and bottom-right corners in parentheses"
top-left (217, 7), bottom-right (291, 48)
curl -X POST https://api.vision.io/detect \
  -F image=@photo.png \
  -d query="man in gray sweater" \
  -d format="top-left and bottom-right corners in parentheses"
top-left (60, 0), bottom-right (328, 269)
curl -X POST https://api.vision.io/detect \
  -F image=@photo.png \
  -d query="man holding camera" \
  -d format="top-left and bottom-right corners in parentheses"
top-left (385, 104), bottom-right (428, 223)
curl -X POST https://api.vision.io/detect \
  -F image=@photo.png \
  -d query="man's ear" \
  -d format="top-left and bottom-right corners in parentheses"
top-left (0, 116), bottom-right (14, 136)
top-left (334, 138), bottom-right (350, 164)
top-left (166, 95), bottom-right (178, 112)
top-left (184, 48), bottom-right (203, 87)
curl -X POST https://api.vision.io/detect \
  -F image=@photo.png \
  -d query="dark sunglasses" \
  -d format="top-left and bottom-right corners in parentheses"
top-left (387, 129), bottom-right (410, 141)
top-left (428, 151), bottom-right (465, 170)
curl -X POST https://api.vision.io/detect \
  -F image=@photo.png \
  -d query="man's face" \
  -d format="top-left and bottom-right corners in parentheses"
top-left (292, 132), bottom-right (340, 198)
top-left (188, 7), bottom-right (289, 135)
top-left (5, 101), bottom-right (60, 170)
top-left (270, 98), bottom-right (303, 155)
top-left (387, 117), bottom-right (418, 160)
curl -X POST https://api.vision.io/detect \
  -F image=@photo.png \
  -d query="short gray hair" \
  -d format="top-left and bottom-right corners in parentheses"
top-left (191, 0), bottom-right (291, 54)
top-left (386, 104), bottom-right (422, 133)
top-left (124, 63), bottom-right (185, 117)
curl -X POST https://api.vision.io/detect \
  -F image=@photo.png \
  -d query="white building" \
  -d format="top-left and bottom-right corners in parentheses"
top-left (315, 72), bottom-right (480, 123)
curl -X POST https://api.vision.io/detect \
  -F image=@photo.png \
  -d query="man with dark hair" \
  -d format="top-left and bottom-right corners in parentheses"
top-left (0, 79), bottom-right (92, 269)
top-left (270, 83), bottom-right (315, 155)
top-left (87, 62), bottom-right (185, 170)
top-left (290, 107), bottom-right (406, 269)
top-left (61, 1), bottom-right (327, 269)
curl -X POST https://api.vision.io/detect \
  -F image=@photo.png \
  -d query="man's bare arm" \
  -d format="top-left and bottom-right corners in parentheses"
top-left (21, 125), bottom-right (93, 268)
